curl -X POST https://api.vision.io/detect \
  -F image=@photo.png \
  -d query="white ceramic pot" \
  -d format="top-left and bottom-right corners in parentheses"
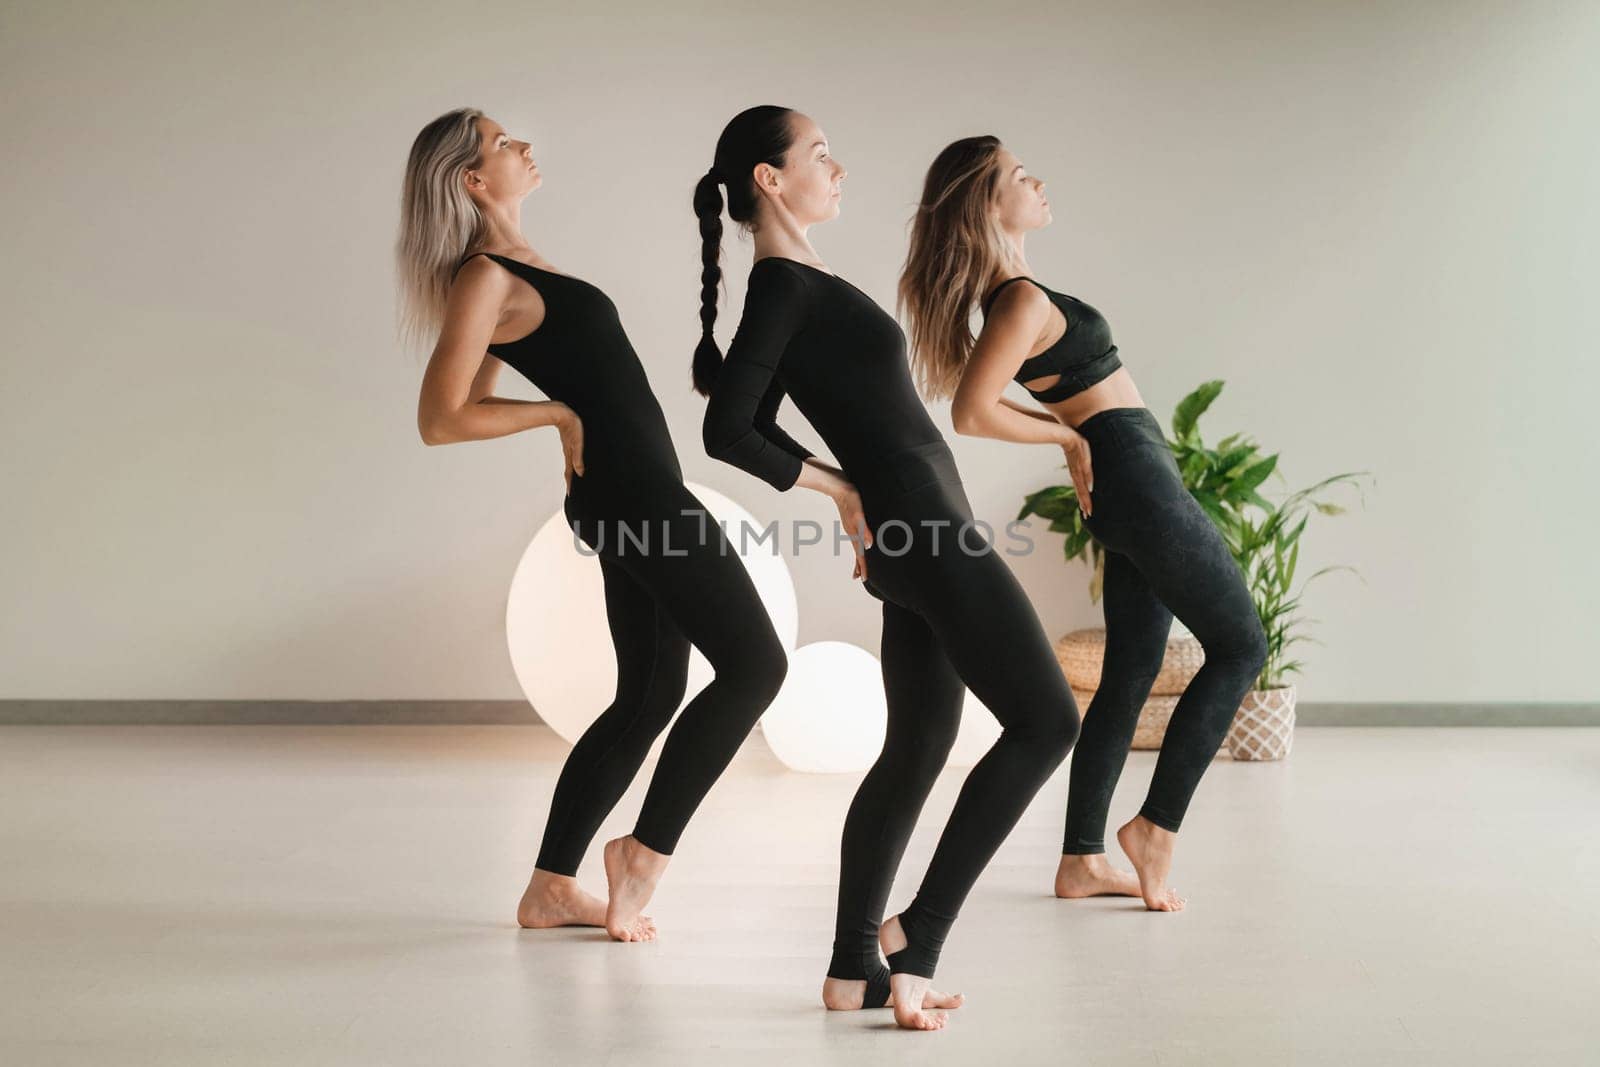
top-left (1226, 685), bottom-right (1297, 761)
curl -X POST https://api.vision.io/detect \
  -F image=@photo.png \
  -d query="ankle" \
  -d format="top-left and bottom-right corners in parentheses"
top-left (820, 978), bottom-right (857, 1010)
top-left (1132, 810), bottom-right (1181, 839)
top-left (886, 904), bottom-right (950, 979)
top-left (528, 868), bottom-right (578, 894)
top-left (619, 835), bottom-right (671, 873)
top-left (1060, 852), bottom-right (1108, 870)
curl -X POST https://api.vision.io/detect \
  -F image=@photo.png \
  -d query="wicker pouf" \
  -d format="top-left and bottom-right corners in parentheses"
top-left (1055, 627), bottom-right (1204, 696)
top-left (1058, 628), bottom-right (1203, 750)
top-left (1070, 687), bottom-right (1182, 750)
top-left (1226, 686), bottom-right (1297, 760)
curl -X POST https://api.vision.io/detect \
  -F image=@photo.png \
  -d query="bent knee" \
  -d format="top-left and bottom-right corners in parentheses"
top-left (657, 660), bottom-right (692, 709)
top-left (1047, 707), bottom-right (1082, 757)
top-left (1245, 624), bottom-right (1269, 674)
top-left (903, 711), bottom-right (963, 774)
top-left (1208, 618), bottom-right (1269, 676)
top-left (719, 633), bottom-right (788, 703)
top-left (1011, 701), bottom-right (1079, 762)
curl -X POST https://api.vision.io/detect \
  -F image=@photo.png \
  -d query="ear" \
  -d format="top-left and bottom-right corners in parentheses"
top-left (752, 161), bottom-right (782, 194)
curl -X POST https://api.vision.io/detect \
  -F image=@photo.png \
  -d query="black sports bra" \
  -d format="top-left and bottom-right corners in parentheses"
top-left (979, 276), bottom-right (1122, 403)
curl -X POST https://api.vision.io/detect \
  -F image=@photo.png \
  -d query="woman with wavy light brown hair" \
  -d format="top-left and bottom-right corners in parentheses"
top-left (398, 107), bottom-right (790, 943)
top-left (900, 135), bottom-right (1268, 913)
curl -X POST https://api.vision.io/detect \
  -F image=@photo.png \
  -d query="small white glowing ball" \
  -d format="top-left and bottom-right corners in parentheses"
top-left (946, 688), bottom-right (1003, 768)
top-left (506, 482), bottom-right (798, 751)
top-left (761, 641), bottom-right (888, 773)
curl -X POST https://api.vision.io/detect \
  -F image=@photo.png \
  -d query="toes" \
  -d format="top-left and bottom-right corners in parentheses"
top-left (1153, 889), bottom-right (1185, 912)
top-left (899, 1008), bottom-right (947, 1030)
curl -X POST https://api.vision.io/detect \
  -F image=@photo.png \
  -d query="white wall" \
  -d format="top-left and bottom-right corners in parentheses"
top-left (2, 0), bottom-right (1595, 704)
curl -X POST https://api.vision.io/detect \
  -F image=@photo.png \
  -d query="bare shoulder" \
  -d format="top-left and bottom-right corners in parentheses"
top-left (451, 254), bottom-right (515, 294)
top-left (988, 278), bottom-right (1051, 320)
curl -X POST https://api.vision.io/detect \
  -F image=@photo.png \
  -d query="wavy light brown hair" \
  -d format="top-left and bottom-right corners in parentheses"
top-left (897, 135), bottom-right (1023, 400)
top-left (394, 107), bottom-right (491, 354)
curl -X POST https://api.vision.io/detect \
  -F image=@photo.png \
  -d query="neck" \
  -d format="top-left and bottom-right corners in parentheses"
top-left (751, 210), bottom-right (826, 269)
top-left (474, 199), bottom-right (532, 255)
top-left (1003, 228), bottom-right (1030, 275)
top-left (985, 229), bottom-right (1033, 295)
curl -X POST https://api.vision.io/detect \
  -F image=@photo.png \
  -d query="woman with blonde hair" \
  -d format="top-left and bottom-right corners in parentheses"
top-left (899, 135), bottom-right (1268, 913)
top-left (399, 108), bottom-right (789, 942)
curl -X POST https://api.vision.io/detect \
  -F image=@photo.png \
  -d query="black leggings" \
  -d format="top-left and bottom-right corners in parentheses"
top-left (534, 480), bottom-right (788, 876)
top-left (827, 442), bottom-right (1081, 987)
top-left (1064, 407), bottom-right (1269, 852)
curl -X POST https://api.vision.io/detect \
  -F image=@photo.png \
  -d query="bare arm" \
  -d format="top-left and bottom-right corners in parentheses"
top-left (950, 283), bottom-right (1095, 515)
top-left (465, 351), bottom-right (503, 405)
top-left (950, 284), bottom-right (1078, 446)
top-left (416, 258), bottom-right (574, 447)
top-left (997, 394), bottom-right (1061, 425)
top-left (416, 257), bottom-right (585, 490)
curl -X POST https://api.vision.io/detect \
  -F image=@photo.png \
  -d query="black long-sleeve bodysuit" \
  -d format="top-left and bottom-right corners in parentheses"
top-left (456, 251), bottom-right (788, 876)
top-left (703, 257), bottom-right (1081, 991)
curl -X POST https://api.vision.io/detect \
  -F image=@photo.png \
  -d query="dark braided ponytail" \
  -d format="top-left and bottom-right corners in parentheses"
top-left (691, 105), bottom-right (797, 396)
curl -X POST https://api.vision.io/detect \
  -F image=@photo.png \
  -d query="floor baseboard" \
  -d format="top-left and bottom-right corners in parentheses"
top-left (0, 701), bottom-right (535, 725)
top-left (1294, 703), bottom-right (1600, 726)
top-left (0, 700), bottom-right (1596, 726)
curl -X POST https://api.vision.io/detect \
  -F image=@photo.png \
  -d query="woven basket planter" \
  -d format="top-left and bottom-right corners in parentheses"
top-left (1226, 685), bottom-right (1297, 760)
top-left (1071, 688), bottom-right (1182, 750)
top-left (1060, 628), bottom-right (1298, 758)
top-left (1057, 628), bottom-right (1203, 750)
top-left (1055, 627), bottom-right (1204, 696)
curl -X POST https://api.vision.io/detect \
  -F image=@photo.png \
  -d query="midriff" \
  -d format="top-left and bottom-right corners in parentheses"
top-left (1027, 365), bottom-right (1147, 430)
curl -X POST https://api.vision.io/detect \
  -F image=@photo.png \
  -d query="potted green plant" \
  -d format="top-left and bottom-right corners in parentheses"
top-left (1017, 380), bottom-right (1368, 759)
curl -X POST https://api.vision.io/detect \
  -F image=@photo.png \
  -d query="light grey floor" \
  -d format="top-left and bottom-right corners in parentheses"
top-left (1, 725), bottom-right (1595, 1065)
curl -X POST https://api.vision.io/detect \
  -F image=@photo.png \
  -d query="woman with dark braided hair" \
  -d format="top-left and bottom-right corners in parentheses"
top-left (900, 135), bottom-right (1269, 913)
top-left (692, 106), bottom-right (1081, 1032)
top-left (400, 108), bottom-right (789, 943)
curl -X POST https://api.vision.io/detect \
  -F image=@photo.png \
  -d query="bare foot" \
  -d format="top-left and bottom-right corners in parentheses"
top-left (878, 914), bottom-right (949, 1031)
top-left (820, 975), bottom-right (964, 1011)
top-left (602, 835), bottom-right (668, 942)
top-left (516, 868), bottom-right (610, 928)
top-left (1054, 853), bottom-right (1143, 899)
top-left (1116, 816), bottom-right (1186, 912)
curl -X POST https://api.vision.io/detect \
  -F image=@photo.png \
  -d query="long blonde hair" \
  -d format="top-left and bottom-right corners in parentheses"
top-left (394, 107), bottom-right (490, 354)
top-left (897, 135), bottom-right (1022, 400)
